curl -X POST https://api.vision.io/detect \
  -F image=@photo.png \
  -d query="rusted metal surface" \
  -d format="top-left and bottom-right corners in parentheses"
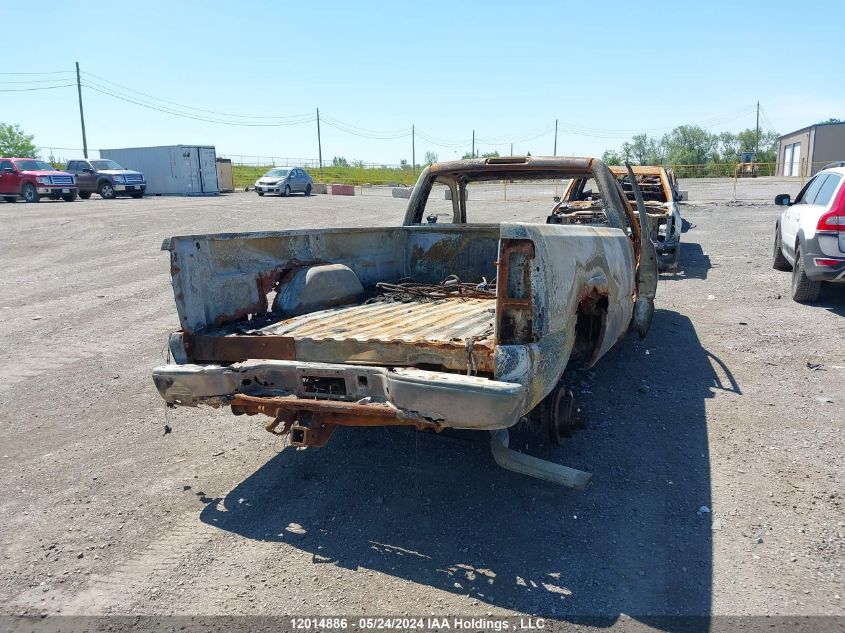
top-left (157, 157), bottom-right (656, 459)
top-left (229, 393), bottom-right (442, 432)
top-left (624, 162), bottom-right (658, 338)
top-left (608, 165), bottom-right (674, 204)
top-left (187, 334), bottom-right (296, 363)
top-left (165, 225), bottom-right (501, 334)
top-left (495, 222), bottom-right (638, 409)
top-left (153, 360), bottom-right (527, 429)
top-left (496, 239), bottom-right (535, 345)
top-left (256, 298), bottom-right (496, 372)
top-left (557, 164), bottom-right (682, 272)
top-left (289, 419), bottom-right (337, 447)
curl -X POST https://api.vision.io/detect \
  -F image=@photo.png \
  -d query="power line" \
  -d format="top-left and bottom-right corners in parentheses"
top-left (0, 84), bottom-right (75, 92)
top-left (81, 70), bottom-right (314, 122)
top-left (477, 123), bottom-right (556, 146)
top-left (414, 128), bottom-right (471, 149)
top-left (81, 72), bottom-right (408, 136)
top-left (4, 68), bottom-right (767, 153)
top-left (0, 70), bottom-right (74, 76)
top-left (320, 119), bottom-right (409, 140)
top-left (0, 77), bottom-right (81, 84)
top-left (319, 113), bottom-right (410, 140)
top-left (81, 81), bottom-right (316, 127)
top-left (758, 105), bottom-right (778, 133)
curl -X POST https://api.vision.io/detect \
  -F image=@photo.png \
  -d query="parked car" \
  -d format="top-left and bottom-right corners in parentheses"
top-left (773, 164), bottom-right (845, 302)
top-left (254, 167), bottom-right (312, 197)
top-left (0, 158), bottom-right (78, 203)
top-left (152, 157), bottom-right (658, 488)
top-left (555, 165), bottom-right (683, 272)
top-left (65, 159), bottom-right (146, 199)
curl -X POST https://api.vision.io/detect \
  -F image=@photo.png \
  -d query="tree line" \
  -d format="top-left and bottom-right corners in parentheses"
top-left (601, 125), bottom-right (779, 166)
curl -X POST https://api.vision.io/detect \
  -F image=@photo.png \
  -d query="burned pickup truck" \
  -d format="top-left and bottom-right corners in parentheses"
top-left (552, 165), bottom-right (682, 272)
top-left (153, 157), bottom-right (657, 487)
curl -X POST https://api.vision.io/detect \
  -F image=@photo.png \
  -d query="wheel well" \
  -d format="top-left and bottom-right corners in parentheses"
top-left (571, 288), bottom-right (609, 368)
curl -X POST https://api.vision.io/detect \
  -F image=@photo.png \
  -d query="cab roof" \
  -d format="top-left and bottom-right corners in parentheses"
top-left (427, 156), bottom-right (596, 181)
top-left (607, 165), bottom-right (666, 176)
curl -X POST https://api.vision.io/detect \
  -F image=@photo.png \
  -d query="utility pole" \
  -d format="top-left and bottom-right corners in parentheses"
top-left (755, 101), bottom-right (760, 155)
top-left (510, 142), bottom-right (513, 157)
top-left (316, 107), bottom-right (323, 178)
top-left (411, 124), bottom-right (416, 174)
top-left (553, 119), bottom-right (558, 157)
top-left (75, 62), bottom-right (88, 159)
top-left (472, 130), bottom-right (475, 158)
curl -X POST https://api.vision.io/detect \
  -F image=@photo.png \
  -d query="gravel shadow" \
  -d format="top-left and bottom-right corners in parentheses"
top-left (200, 309), bottom-right (732, 627)
top-left (661, 242), bottom-right (711, 281)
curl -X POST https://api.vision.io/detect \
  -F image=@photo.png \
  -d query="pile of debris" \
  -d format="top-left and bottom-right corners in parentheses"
top-left (367, 275), bottom-right (496, 304)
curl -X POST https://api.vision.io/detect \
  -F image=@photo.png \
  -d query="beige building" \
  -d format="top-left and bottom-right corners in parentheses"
top-left (776, 121), bottom-right (845, 177)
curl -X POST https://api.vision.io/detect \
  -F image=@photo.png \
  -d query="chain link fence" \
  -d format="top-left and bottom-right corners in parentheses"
top-left (35, 147), bottom-right (837, 202)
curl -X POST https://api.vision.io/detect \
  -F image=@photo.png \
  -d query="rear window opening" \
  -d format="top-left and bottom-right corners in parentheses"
top-left (617, 174), bottom-right (668, 203)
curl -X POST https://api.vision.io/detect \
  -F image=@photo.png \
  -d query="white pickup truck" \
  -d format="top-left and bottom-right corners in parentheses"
top-left (153, 157), bottom-right (657, 487)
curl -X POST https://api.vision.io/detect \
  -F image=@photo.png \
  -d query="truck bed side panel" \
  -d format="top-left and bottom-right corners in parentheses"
top-left (168, 226), bottom-right (500, 334)
top-left (496, 223), bottom-right (635, 408)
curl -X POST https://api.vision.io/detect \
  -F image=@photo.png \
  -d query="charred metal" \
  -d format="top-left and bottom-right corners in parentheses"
top-left (152, 156), bottom-right (658, 487)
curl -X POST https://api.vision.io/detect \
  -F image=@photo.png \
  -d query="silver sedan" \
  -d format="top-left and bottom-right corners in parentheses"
top-left (254, 167), bottom-right (313, 197)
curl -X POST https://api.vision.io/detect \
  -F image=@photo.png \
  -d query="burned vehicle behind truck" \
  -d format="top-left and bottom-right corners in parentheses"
top-left (552, 165), bottom-right (682, 272)
top-left (152, 157), bottom-right (657, 488)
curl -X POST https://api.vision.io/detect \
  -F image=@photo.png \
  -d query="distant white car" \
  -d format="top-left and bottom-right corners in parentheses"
top-left (773, 163), bottom-right (845, 302)
top-left (254, 167), bottom-right (312, 197)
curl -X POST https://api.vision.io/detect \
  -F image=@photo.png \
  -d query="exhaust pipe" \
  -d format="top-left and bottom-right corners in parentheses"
top-left (490, 429), bottom-right (592, 490)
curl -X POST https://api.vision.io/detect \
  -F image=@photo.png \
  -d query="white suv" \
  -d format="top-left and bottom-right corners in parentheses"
top-left (773, 164), bottom-right (845, 302)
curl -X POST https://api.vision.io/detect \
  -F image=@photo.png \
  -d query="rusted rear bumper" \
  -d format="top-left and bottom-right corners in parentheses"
top-left (152, 360), bottom-right (527, 430)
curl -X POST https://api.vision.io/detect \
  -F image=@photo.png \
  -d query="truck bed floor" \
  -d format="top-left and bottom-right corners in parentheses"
top-left (258, 298), bottom-right (496, 372)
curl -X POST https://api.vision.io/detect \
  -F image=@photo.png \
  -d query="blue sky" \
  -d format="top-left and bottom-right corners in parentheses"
top-left (2, 0), bottom-right (843, 164)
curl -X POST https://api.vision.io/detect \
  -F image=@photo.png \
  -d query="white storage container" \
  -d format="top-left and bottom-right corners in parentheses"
top-left (100, 145), bottom-right (219, 196)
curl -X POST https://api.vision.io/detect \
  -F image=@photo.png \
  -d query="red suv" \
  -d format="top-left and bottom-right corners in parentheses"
top-left (0, 158), bottom-right (78, 203)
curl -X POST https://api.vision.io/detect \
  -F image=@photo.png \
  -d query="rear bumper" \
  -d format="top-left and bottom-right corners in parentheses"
top-left (803, 233), bottom-right (845, 282)
top-left (152, 360), bottom-right (527, 430)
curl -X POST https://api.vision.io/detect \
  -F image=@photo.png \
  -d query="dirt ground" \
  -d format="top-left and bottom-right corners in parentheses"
top-left (0, 182), bottom-right (842, 626)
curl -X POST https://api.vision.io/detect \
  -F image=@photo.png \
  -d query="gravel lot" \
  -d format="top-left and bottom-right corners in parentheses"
top-left (0, 182), bottom-right (842, 625)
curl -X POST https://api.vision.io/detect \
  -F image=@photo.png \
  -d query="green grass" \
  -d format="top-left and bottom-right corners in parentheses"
top-left (233, 162), bottom-right (783, 189)
top-left (232, 164), bottom-right (421, 189)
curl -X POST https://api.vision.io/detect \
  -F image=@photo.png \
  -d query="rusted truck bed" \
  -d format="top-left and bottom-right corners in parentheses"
top-left (153, 156), bottom-right (660, 488)
top-left (253, 297), bottom-right (496, 372)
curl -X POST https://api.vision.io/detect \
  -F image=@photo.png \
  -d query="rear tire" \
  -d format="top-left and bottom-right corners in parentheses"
top-left (772, 226), bottom-right (791, 271)
top-left (78, 191), bottom-right (92, 200)
top-left (98, 181), bottom-right (116, 200)
top-left (61, 192), bottom-right (77, 202)
top-left (22, 184), bottom-right (39, 203)
top-left (791, 246), bottom-right (821, 303)
top-left (304, 184), bottom-right (312, 196)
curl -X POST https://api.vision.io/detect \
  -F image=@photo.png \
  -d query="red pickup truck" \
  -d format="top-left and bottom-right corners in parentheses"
top-left (0, 157), bottom-right (78, 203)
